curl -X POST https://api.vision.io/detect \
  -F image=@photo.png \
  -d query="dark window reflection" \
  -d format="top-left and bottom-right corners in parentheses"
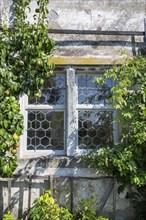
top-left (27, 111), bottom-right (64, 150)
top-left (78, 110), bottom-right (114, 150)
top-left (29, 74), bottom-right (65, 105)
top-left (78, 74), bottom-right (113, 105)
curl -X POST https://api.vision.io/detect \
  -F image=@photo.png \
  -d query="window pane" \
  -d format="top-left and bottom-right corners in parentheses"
top-left (78, 110), bottom-right (114, 150)
top-left (29, 74), bottom-right (65, 105)
top-left (78, 74), bottom-right (113, 105)
top-left (27, 111), bottom-right (64, 150)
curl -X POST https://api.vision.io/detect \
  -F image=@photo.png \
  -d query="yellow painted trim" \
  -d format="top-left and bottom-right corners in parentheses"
top-left (49, 56), bottom-right (125, 65)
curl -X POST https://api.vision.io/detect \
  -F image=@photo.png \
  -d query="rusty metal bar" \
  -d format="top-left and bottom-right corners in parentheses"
top-left (96, 180), bottom-right (114, 216)
top-left (144, 18), bottom-right (146, 43)
top-left (70, 176), bottom-right (74, 213)
top-left (8, 179), bottom-right (11, 210)
top-left (48, 29), bottom-right (144, 36)
top-left (28, 175), bottom-right (32, 211)
top-left (113, 176), bottom-right (116, 220)
top-left (3, 174), bottom-right (113, 180)
top-left (49, 175), bottom-right (54, 197)
top-left (0, 27), bottom-right (144, 36)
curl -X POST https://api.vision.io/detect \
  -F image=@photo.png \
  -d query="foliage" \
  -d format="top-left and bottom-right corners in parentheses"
top-left (2, 211), bottom-right (15, 220)
top-left (126, 186), bottom-right (146, 220)
top-left (2, 193), bottom-right (108, 220)
top-left (0, 0), bottom-right (54, 177)
top-left (82, 55), bottom-right (146, 218)
top-left (73, 197), bottom-right (97, 220)
top-left (73, 198), bottom-right (108, 220)
top-left (29, 192), bottom-right (108, 220)
top-left (96, 217), bottom-right (108, 220)
top-left (29, 190), bottom-right (73, 220)
top-left (0, 96), bottom-right (23, 177)
top-left (83, 55), bottom-right (146, 187)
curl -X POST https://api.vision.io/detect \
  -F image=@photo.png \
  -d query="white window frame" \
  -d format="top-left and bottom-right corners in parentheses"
top-left (19, 67), bottom-right (118, 159)
top-left (66, 68), bottom-right (118, 156)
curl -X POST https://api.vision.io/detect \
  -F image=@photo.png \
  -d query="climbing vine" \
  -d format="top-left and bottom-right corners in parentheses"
top-left (0, 0), bottom-right (55, 177)
top-left (83, 55), bottom-right (146, 188)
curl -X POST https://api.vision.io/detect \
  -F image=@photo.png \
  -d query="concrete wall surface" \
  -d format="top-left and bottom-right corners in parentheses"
top-left (1, 0), bottom-right (146, 61)
top-left (0, 0), bottom-right (146, 219)
top-left (48, 0), bottom-right (146, 60)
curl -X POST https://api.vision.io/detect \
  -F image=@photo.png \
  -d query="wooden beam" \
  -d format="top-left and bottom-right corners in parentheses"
top-left (49, 56), bottom-right (126, 65)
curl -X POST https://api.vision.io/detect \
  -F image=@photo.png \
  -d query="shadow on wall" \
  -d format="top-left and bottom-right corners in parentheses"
top-left (0, 156), bottom-right (116, 219)
top-left (0, 156), bottom-right (75, 218)
top-left (0, 175), bottom-right (50, 219)
top-left (0, 154), bottom-right (135, 220)
top-left (55, 35), bottom-right (145, 57)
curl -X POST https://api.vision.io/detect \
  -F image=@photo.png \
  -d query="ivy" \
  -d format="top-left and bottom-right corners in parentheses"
top-left (83, 55), bottom-right (146, 187)
top-left (0, 0), bottom-right (55, 177)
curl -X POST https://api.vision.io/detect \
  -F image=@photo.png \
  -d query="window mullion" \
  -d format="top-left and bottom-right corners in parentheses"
top-left (19, 95), bottom-right (28, 158)
top-left (66, 68), bottom-right (78, 156)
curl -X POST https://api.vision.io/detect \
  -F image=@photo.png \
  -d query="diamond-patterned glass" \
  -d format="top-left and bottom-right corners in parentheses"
top-left (29, 74), bottom-right (65, 105)
top-left (78, 110), bottom-right (114, 149)
top-left (78, 74), bottom-right (113, 105)
top-left (27, 111), bottom-right (64, 150)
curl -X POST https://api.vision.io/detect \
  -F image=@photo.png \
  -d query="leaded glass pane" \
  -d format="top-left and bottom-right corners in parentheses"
top-left (27, 111), bottom-right (64, 150)
top-left (78, 110), bottom-right (114, 149)
top-left (29, 74), bottom-right (65, 105)
top-left (78, 74), bottom-right (113, 105)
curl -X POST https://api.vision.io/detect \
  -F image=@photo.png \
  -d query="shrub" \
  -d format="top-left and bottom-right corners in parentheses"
top-left (0, 0), bottom-right (54, 177)
top-left (82, 55), bottom-right (146, 218)
top-left (73, 198), bottom-right (108, 220)
top-left (29, 190), bottom-right (72, 220)
top-left (2, 211), bottom-right (15, 220)
top-left (97, 217), bottom-right (108, 220)
top-left (73, 198), bottom-right (97, 220)
top-left (2, 193), bottom-right (108, 220)
top-left (29, 191), bottom-right (108, 220)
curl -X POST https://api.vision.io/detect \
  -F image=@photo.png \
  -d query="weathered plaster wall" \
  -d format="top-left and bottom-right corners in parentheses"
top-left (47, 0), bottom-right (146, 61)
top-left (0, 159), bottom-right (135, 220)
top-left (0, 0), bottom-right (146, 219)
top-left (1, 0), bottom-right (146, 62)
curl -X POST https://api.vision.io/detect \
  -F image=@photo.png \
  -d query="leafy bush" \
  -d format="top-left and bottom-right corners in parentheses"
top-left (126, 186), bottom-right (146, 220)
top-left (2, 193), bottom-right (108, 220)
top-left (29, 190), bottom-right (72, 220)
top-left (82, 55), bottom-right (146, 218)
top-left (83, 55), bottom-right (146, 187)
top-left (29, 191), bottom-right (108, 220)
top-left (0, 0), bottom-right (54, 177)
top-left (97, 217), bottom-right (108, 220)
top-left (0, 96), bottom-right (23, 177)
top-left (73, 198), bottom-right (108, 220)
top-left (2, 211), bottom-right (15, 220)
top-left (73, 197), bottom-right (97, 220)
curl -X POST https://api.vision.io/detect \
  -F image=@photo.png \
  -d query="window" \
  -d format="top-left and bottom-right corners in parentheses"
top-left (20, 67), bottom-right (118, 158)
top-left (77, 74), bottom-right (114, 150)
